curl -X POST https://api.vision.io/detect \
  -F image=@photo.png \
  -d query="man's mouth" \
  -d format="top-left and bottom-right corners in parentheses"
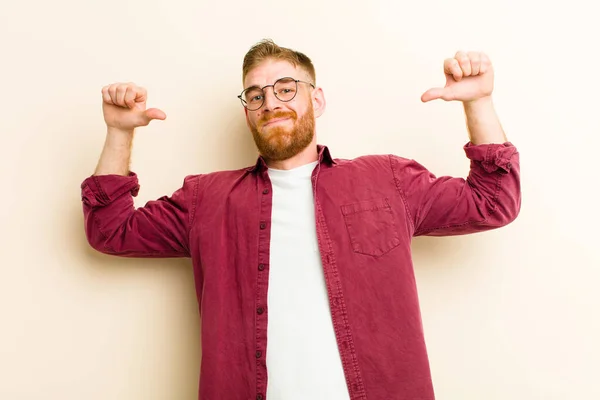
top-left (262, 117), bottom-right (291, 127)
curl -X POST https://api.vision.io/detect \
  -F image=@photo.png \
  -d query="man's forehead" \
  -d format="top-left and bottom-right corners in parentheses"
top-left (244, 60), bottom-right (305, 88)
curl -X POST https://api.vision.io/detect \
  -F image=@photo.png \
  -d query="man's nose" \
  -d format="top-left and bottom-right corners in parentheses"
top-left (262, 87), bottom-right (282, 112)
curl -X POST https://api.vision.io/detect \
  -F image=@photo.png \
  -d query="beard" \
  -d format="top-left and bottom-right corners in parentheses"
top-left (249, 104), bottom-right (315, 162)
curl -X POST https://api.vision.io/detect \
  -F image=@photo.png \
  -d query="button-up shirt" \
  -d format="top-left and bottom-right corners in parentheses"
top-left (80, 142), bottom-right (521, 400)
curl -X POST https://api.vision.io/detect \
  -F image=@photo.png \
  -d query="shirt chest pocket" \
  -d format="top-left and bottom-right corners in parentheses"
top-left (340, 198), bottom-right (401, 258)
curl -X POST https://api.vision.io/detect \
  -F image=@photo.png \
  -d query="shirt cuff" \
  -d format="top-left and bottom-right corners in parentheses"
top-left (464, 142), bottom-right (517, 173)
top-left (80, 172), bottom-right (140, 207)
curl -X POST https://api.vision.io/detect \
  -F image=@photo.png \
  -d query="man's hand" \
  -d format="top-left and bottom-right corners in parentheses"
top-left (421, 51), bottom-right (494, 103)
top-left (94, 83), bottom-right (166, 176)
top-left (101, 82), bottom-right (166, 132)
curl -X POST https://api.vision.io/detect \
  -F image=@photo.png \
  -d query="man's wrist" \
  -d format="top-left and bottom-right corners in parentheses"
top-left (106, 126), bottom-right (134, 148)
top-left (463, 95), bottom-right (494, 111)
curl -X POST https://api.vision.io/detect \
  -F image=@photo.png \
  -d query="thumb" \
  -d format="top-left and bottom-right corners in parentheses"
top-left (140, 108), bottom-right (167, 125)
top-left (420, 87), bottom-right (446, 103)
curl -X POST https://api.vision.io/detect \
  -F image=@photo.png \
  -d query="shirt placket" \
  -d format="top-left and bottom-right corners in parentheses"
top-left (255, 170), bottom-right (272, 400)
top-left (311, 165), bottom-right (367, 400)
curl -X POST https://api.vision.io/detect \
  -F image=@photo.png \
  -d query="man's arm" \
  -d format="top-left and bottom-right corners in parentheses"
top-left (81, 82), bottom-right (197, 258)
top-left (393, 51), bottom-right (520, 236)
top-left (391, 142), bottom-right (520, 237)
top-left (463, 96), bottom-right (507, 145)
top-left (94, 127), bottom-right (134, 176)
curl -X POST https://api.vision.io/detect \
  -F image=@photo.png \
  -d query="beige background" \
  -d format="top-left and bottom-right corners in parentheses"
top-left (1, 0), bottom-right (599, 399)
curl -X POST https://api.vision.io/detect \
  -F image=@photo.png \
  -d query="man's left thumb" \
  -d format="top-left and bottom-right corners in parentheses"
top-left (420, 87), bottom-right (445, 103)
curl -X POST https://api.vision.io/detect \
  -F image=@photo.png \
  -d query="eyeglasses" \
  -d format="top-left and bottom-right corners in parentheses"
top-left (238, 77), bottom-right (315, 111)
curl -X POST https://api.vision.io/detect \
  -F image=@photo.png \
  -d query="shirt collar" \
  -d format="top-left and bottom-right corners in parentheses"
top-left (247, 144), bottom-right (337, 173)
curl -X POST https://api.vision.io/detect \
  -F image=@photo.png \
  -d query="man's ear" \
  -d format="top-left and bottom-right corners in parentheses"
top-left (312, 87), bottom-right (326, 118)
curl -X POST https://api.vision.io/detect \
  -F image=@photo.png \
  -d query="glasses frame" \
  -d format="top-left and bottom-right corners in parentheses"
top-left (238, 77), bottom-right (315, 111)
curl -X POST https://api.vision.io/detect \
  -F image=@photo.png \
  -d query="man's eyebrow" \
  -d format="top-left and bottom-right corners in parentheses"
top-left (243, 84), bottom-right (261, 91)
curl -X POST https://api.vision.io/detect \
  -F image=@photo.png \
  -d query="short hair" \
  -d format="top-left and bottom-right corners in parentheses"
top-left (242, 39), bottom-right (316, 84)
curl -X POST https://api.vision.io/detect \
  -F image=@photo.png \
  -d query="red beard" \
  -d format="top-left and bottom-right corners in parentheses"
top-left (250, 105), bottom-right (315, 162)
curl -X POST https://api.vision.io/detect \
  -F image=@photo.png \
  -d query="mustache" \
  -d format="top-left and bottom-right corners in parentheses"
top-left (258, 111), bottom-right (297, 128)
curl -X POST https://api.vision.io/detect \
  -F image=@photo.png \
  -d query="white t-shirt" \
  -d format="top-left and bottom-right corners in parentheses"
top-left (265, 161), bottom-right (350, 400)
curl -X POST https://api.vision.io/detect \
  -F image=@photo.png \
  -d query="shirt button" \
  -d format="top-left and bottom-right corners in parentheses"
top-left (258, 264), bottom-right (265, 271)
top-left (256, 350), bottom-right (262, 358)
top-left (260, 222), bottom-right (266, 229)
top-left (262, 188), bottom-right (269, 194)
top-left (257, 307), bottom-right (265, 315)
top-left (257, 395), bottom-right (264, 400)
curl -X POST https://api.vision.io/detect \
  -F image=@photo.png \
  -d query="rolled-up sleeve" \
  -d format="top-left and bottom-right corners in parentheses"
top-left (81, 172), bottom-right (199, 257)
top-left (391, 142), bottom-right (521, 237)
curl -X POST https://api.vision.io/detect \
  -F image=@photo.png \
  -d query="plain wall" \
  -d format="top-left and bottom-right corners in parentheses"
top-left (1, 0), bottom-right (599, 399)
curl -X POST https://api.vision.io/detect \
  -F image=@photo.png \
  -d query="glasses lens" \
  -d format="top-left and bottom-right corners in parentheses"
top-left (242, 87), bottom-right (264, 110)
top-left (274, 78), bottom-right (297, 102)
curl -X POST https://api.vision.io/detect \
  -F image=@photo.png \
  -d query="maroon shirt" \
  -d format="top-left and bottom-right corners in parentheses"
top-left (81, 142), bottom-right (521, 400)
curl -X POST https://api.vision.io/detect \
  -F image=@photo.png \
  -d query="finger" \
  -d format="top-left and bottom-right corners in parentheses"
top-left (101, 86), bottom-right (113, 105)
top-left (132, 86), bottom-right (147, 105)
top-left (469, 51), bottom-right (481, 75)
top-left (116, 84), bottom-right (129, 107)
top-left (124, 86), bottom-right (137, 109)
top-left (479, 53), bottom-right (492, 74)
top-left (455, 51), bottom-right (471, 76)
top-left (108, 84), bottom-right (119, 106)
top-left (444, 58), bottom-right (463, 81)
top-left (421, 87), bottom-right (445, 102)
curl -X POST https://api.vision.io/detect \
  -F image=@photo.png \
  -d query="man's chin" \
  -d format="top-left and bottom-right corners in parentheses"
top-left (261, 126), bottom-right (293, 141)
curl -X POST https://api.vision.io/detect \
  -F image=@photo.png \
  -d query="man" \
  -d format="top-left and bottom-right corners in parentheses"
top-left (81, 39), bottom-right (520, 400)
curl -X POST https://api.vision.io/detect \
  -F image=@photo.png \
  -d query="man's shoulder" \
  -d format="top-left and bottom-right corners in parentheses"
top-left (332, 153), bottom-right (410, 170)
top-left (181, 165), bottom-right (254, 186)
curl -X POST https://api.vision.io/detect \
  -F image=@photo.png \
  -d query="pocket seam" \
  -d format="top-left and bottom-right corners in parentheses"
top-left (341, 197), bottom-right (390, 216)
